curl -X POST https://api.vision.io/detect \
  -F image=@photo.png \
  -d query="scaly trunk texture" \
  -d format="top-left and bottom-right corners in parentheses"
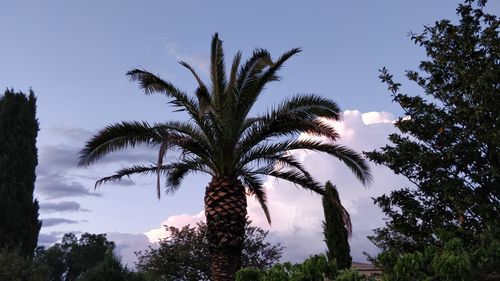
top-left (205, 176), bottom-right (247, 281)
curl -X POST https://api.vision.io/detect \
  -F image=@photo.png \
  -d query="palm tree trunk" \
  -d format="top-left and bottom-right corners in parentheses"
top-left (205, 176), bottom-right (247, 281)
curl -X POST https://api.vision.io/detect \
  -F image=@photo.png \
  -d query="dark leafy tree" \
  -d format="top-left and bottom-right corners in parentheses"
top-left (79, 33), bottom-right (372, 280)
top-left (35, 245), bottom-right (66, 281)
top-left (0, 89), bottom-right (41, 258)
top-left (35, 232), bottom-right (117, 281)
top-left (0, 248), bottom-right (50, 281)
top-left (78, 254), bottom-right (150, 281)
top-left (64, 233), bottom-right (116, 281)
top-left (241, 221), bottom-right (283, 270)
top-left (322, 181), bottom-right (352, 270)
top-left (136, 221), bottom-right (284, 281)
top-left (366, 1), bottom-right (499, 280)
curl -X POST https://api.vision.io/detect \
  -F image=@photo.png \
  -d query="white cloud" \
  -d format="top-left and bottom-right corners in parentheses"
top-left (107, 232), bottom-right (156, 268)
top-left (144, 211), bottom-right (205, 243)
top-left (360, 111), bottom-right (395, 125)
top-left (140, 110), bottom-right (411, 263)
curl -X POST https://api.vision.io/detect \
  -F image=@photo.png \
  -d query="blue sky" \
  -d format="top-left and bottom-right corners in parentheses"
top-left (2, 0), bottom-right (498, 267)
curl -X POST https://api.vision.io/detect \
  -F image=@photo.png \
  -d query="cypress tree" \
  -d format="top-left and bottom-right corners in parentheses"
top-left (0, 88), bottom-right (41, 257)
top-left (322, 181), bottom-right (352, 270)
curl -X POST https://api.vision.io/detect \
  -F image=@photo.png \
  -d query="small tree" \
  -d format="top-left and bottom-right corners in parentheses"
top-left (136, 221), bottom-right (284, 281)
top-left (322, 181), bottom-right (352, 270)
top-left (0, 89), bottom-right (41, 258)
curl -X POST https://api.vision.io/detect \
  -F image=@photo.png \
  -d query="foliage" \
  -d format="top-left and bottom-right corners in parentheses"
top-left (0, 89), bottom-right (41, 258)
top-left (336, 269), bottom-right (371, 281)
top-left (136, 221), bottom-right (283, 281)
top-left (235, 268), bottom-right (262, 281)
top-left (241, 221), bottom-right (284, 269)
top-left (322, 181), bottom-right (352, 270)
top-left (78, 254), bottom-right (150, 281)
top-left (0, 249), bottom-right (50, 281)
top-left (236, 254), bottom-right (337, 281)
top-left (35, 232), bottom-right (117, 281)
top-left (259, 263), bottom-right (295, 281)
top-left (366, 0), bottom-right (500, 280)
top-left (75, 254), bottom-right (125, 281)
top-left (35, 245), bottom-right (66, 281)
top-left (79, 33), bottom-right (372, 279)
top-left (376, 239), bottom-right (474, 281)
top-left (292, 254), bottom-right (337, 281)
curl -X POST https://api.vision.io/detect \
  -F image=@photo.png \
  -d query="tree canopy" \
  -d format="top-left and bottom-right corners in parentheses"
top-left (0, 89), bottom-right (41, 258)
top-left (366, 1), bottom-right (499, 279)
top-left (35, 232), bottom-right (117, 281)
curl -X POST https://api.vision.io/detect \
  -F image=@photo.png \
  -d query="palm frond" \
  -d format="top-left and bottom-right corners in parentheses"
top-left (251, 167), bottom-right (323, 194)
top-left (240, 139), bottom-right (372, 186)
top-left (324, 183), bottom-right (352, 237)
top-left (179, 61), bottom-right (214, 117)
top-left (289, 140), bottom-right (373, 186)
top-left (274, 94), bottom-right (342, 121)
top-left (155, 121), bottom-right (213, 154)
top-left (226, 51), bottom-right (242, 99)
top-left (240, 173), bottom-right (271, 224)
top-left (235, 49), bottom-right (274, 117)
top-left (244, 154), bottom-right (312, 182)
top-left (286, 140), bottom-right (372, 186)
top-left (95, 164), bottom-right (171, 188)
top-left (166, 159), bottom-right (213, 191)
top-left (78, 121), bottom-right (160, 167)
top-left (237, 48), bottom-right (302, 119)
top-left (179, 60), bottom-right (207, 91)
top-left (317, 143), bottom-right (373, 186)
top-left (235, 49), bottom-right (273, 94)
top-left (127, 69), bottom-right (200, 115)
top-left (258, 48), bottom-right (302, 87)
top-left (210, 33), bottom-right (228, 110)
top-left (236, 117), bottom-right (340, 159)
top-left (156, 140), bottom-right (170, 199)
top-left (332, 196), bottom-right (352, 237)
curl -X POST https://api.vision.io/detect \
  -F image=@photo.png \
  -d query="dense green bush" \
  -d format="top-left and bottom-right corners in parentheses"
top-left (236, 254), bottom-right (337, 281)
top-left (0, 249), bottom-right (50, 281)
top-left (235, 268), bottom-right (262, 281)
top-left (336, 269), bottom-right (369, 281)
top-left (376, 238), bottom-right (481, 281)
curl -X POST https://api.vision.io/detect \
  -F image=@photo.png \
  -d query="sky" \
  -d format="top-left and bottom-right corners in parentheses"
top-left (2, 0), bottom-right (499, 268)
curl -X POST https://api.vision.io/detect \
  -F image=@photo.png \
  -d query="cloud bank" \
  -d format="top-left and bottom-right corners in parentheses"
top-left (39, 201), bottom-right (90, 213)
top-left (42, 218), bottom-right (79, 228)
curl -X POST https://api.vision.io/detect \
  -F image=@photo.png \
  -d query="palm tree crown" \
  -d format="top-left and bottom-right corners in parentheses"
top-left (79, 33), bottom-right (371, 224)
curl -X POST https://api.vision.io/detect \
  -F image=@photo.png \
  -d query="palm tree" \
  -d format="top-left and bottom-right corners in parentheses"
top-left (78, 33), bottom-right (372, 281)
